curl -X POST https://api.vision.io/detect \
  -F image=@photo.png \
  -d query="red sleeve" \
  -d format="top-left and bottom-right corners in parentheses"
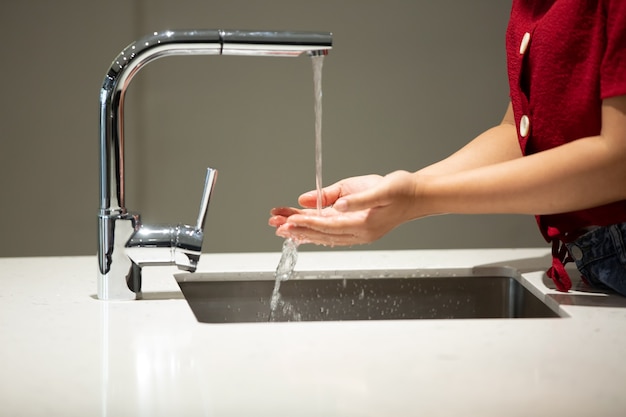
top-left (601, 0), bottom-right (626, 99)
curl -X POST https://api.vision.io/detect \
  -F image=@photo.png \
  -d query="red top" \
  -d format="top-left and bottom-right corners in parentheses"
top-left (506, 0), bottom-right (626, 289)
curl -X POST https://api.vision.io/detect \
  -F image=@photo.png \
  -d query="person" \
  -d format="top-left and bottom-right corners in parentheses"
top-left (269, 0), bottom-right (626, 296)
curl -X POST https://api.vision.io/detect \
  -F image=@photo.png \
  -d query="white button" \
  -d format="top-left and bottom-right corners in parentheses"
top-left (519, 32), bottom-right (531, 55)
top-left (520, 115), bottom-right (530, 137)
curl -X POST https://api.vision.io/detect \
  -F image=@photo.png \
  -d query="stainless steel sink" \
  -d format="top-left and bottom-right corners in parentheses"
top-left (175, 269), bottom-right (560, 323)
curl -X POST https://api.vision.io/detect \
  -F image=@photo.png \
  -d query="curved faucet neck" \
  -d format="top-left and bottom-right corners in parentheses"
top-left (98, 29), bottom-right (331, 214)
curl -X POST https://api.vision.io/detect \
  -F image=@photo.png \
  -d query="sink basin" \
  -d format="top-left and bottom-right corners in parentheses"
top-left (175, 269), bottom-right (560, 323)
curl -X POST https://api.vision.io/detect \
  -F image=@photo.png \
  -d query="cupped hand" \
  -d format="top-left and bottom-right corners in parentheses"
top-left (268, 171), bottom-right (423, 246)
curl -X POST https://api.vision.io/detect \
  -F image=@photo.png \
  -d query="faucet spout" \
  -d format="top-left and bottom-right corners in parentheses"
top-left (97, 29), bottom-right (332, 300)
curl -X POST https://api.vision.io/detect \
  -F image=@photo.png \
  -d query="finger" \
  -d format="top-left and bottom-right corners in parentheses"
top-left (284, 212), bottom-right (366, 236)
top-left (268, 215), bottom-right (287, 227)
top-left (276, 224), bottom-right (362, 247)
top-left (334, 188), bottom-right (389, 212)
top-left (270, 206), bottom-right (301, 217)
top-left (269, 207), bottom-right (324, 229)
top-left (298, 181), bottom-right (343, 208)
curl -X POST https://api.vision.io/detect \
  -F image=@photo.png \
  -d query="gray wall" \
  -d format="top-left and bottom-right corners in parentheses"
top-left (0, 0), bottom-right (546, 257)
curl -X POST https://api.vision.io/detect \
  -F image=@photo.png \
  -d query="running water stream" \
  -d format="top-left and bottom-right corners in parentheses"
top-left (312, 55), bottom-right (324, 217)
top-left (269, 55), bottom-right (325, 321)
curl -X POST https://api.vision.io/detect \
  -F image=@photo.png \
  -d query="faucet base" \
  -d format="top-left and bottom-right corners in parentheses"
top-left (97, 214), bottom-right (141, 301)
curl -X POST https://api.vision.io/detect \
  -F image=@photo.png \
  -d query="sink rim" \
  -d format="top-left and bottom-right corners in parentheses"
top-left (175, 266), bottom-right (511, 283)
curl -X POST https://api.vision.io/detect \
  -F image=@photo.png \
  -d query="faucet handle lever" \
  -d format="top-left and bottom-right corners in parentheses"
top-left (196, 167), bottom-right (218, 231)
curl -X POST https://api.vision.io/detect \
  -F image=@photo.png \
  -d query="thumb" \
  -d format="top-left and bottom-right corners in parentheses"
top-left (298, 182), bottom-right (343, 208)
top-left (334, 187), bottom-right (389, 212)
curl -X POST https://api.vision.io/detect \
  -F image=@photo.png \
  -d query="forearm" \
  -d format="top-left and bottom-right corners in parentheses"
top-left (419, 133), bottom-right (626, 216)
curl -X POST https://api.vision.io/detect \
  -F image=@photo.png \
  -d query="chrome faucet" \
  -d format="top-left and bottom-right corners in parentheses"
top-left (97, 29), bottom-right (332, 300)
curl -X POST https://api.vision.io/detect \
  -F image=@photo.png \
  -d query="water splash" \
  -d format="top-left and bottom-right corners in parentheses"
top-left (269, 238), bottom-right (299, 321)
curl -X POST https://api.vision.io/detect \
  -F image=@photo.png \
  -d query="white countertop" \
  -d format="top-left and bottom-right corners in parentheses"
top-left (1, 249), bottom-right (625, 417)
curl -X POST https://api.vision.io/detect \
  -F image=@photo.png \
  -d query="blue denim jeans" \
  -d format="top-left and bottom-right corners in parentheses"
top-left (565, 223), bottom-right (626, 296)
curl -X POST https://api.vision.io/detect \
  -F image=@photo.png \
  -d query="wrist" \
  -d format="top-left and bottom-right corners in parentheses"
top-left (409, 171), bottom-right (442, 219)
